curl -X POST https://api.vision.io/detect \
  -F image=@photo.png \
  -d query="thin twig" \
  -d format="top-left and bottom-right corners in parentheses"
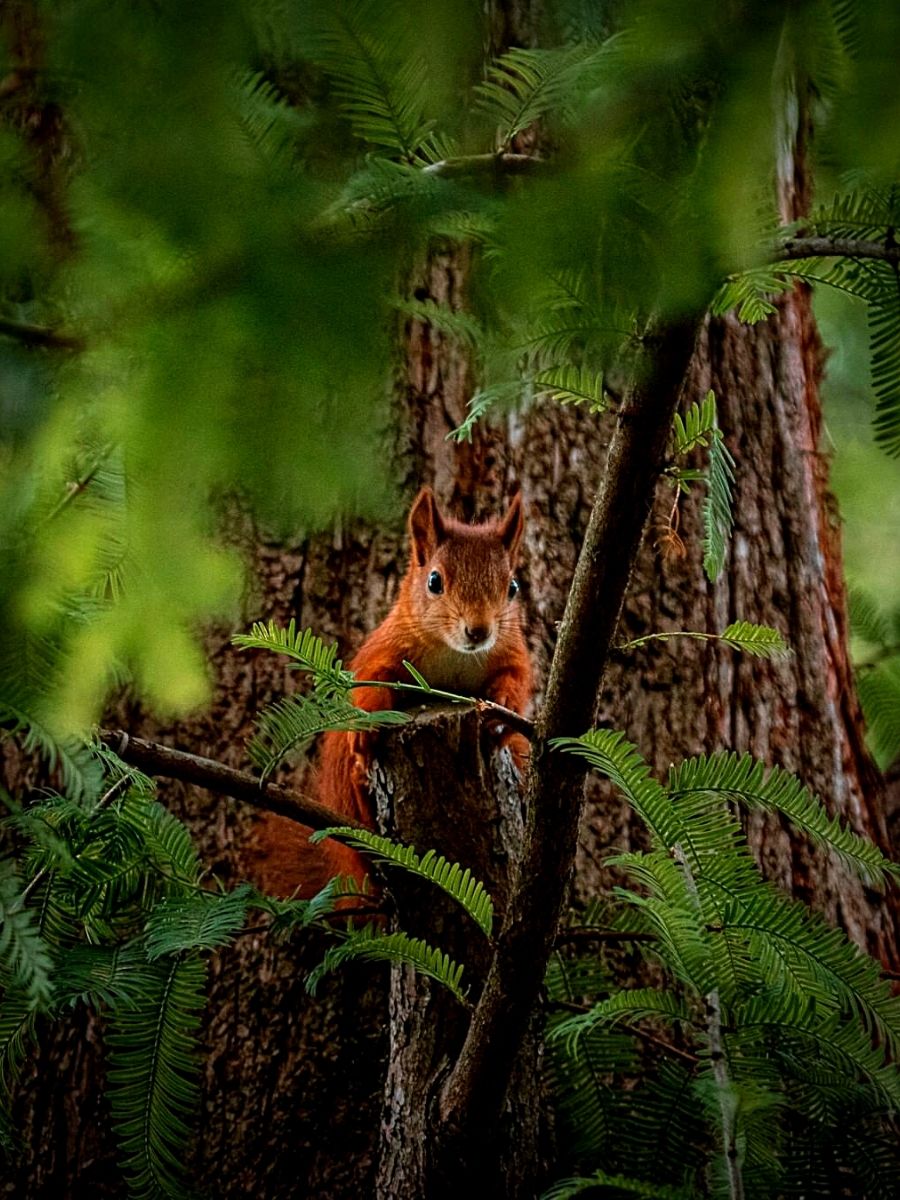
top-left (777, 235), bottom-right (900, 266)
top-left (554, 927), bottom-right (656, 947)
top-left (97, 729), bottom-right (364, 832)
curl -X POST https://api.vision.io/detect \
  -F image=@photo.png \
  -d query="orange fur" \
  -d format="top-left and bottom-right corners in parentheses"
top-left (262, 488), bottom-right (533, 898)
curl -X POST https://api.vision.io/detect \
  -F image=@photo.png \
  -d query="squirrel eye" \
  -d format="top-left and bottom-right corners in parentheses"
top-left (427, 570), bottom-right (443, 595)
top-left (508, 577), bottom-right (520, 600)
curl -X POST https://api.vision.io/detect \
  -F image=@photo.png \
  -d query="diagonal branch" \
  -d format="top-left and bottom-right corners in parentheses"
top-left (777, 235), bottom-right (900, 265)
top-left (97, 728), bottom-right (362, 832)
top-left (435, 314), bottom-right (702, 1154)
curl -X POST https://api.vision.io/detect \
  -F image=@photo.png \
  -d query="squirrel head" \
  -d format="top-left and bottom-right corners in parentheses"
top-left (406, 487), bottom-right (524, 655)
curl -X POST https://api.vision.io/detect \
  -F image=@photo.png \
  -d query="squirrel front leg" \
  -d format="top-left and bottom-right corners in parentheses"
top-left (483, 660), bottom-right (532, 774)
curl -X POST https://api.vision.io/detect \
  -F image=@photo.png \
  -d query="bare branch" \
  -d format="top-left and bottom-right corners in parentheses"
top-left (97, 728), bottom-right (363, 832)
top-left (554, 927), bottom-right (656, 947)
top-left (777, 235), bottom-right (900, 266)
top-left (437, 314), bottom-right (701, 1143)
top-left (420, 152), bottom-right (543, 179)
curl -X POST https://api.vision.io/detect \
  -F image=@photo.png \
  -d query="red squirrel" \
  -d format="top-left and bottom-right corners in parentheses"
top-left (252, 487), bottom-right (533, 898)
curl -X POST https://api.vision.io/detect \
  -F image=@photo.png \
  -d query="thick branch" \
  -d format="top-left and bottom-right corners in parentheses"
top-left (97, 729), bottom-right (361, 832)
top-left (437, 315), bottom-right (701, 1143)
top-left (777, 235), bottom-right (900, 266)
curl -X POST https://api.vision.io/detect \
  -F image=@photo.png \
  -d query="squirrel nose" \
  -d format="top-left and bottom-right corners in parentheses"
top-left (465, 624), bottom-right (490, 645)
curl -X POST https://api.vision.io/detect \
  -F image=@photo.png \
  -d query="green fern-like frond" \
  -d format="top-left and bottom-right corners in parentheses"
top-left (307, 0), bottom-right (436, 161)
top-left (667, 752), bottom-right (899, 887)
top-left (542, 1171), bottom-right (695, 1200)
top-left (233, 70), bottom-right (310, 170)
top-left (0, 698), bottom-right (103, 806)
top-left (858, 662), bottom-right (900, 769)
top-left (144, 886), bottom-right (253, 960)
top-left (0, 993), bottom-right (36, 1154)
top-left (536, 365), bottom-right (607, 411)
top-left (106, 952), bottom-right (206, 1200)
top-left (848, 587), bottom-right (892, 651)
top-left (54, 939), bottom-right (158, 1010)
top-left (719, 621), bottom-right (790, 659)
top-left (310, 827), bottom-right (494, 936)
top-left (869, 276), bottom-right (900, 456)
top-left (306, 924), bottom-right (467, 1002)
top-left (549, 988), bottom-right (693, 1051)
top-left (552, 730), bottom-right (682, 850)
top-left (448, 382), bottom-right (522, 443)
top-left (717, 889), bottom-right (900, 1055)
top-left (232, 619), bottom-right (354, 692)
top-left (475, 43), bottom-right (614, 147)
top-left (0, 860), bottom-right (54, 1006)
top-left (702, 426), bottom-right (735, 582)
top-left (672, 390), bottom-right (718, 455)
top-left (774, 186), bottom-right (900, 455)
top-left (255, 873), bottom-right (375, 939)
top-left (711, 267), bottom-right (793, 323)
top-left (394, 298), bottom-right (485, 351)
top-left (734, 989), bottom-right (900, 1106)
top-left (619, 622), bottom-right (788, 658)
top-left (248, 691), bottom-right (408, 779)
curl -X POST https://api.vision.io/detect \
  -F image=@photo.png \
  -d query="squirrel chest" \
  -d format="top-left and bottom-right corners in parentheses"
top-left (316, 486), bottom-right (533, 832)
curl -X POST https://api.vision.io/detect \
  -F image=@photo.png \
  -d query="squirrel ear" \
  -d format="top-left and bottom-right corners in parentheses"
top-left (498, 492), bottom-right (524, 562)
top-left (408, 487), bottom-right (447, 566)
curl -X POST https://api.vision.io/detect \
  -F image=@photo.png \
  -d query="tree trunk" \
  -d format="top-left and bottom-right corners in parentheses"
top-left (370, 707), bottom-right (544, 1200)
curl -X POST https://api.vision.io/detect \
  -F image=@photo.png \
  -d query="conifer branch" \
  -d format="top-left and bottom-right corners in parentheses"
top-left (97, 729), bottom-right (363, 832)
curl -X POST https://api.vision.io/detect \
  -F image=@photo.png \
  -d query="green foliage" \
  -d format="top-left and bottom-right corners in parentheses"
top-left (717, 622), bottom-right (789, 659)
top-left (143, 887), bottom-right (254, 961)
top-left (545, 727), bottom-right (900, 1198)
top-left (311, 826), bottom-right (494, 936)
top-left (702, 422), bottom-right (736, 583)
top-left (536, 365), bottom-right (608, 412)
top-left (620, 621), bottom-right (788, 659)
top-left (106, 953), bottom-right (207, 1200)
top-left (247, 691), bottom-right (408, 779)
top-left (233, 620), bottom-right (354, 692)
top-left (667, 752), bottom-right (898, 887)
top-left (542, 1172), bottom-right (695, 1200)
top-left (848, 588), bottom-right (900, 767)
top-left (711, 267), bottom-right (794, 323)
top-left (1, 2), bottom-right (900, 1195)
top-left (671, 390), bottom-right (719, 455)
top-left (303, 0), bottom-right (440, 162)
top-left (307, 924), bottom-right (467, 1002)
top-left (0, 761), bottom-right (224, 1193)
top-left (475, 43), bottom-right (616, 148)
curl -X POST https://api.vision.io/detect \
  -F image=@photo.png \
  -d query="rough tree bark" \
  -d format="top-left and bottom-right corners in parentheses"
top-left (370, 707), bottom-right (543, 1200)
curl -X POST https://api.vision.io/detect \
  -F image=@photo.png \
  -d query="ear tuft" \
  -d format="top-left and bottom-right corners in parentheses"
top-left (408, 487), bottom-right (446, 566)
top-left (498, 492), bottom-right (524, 562)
